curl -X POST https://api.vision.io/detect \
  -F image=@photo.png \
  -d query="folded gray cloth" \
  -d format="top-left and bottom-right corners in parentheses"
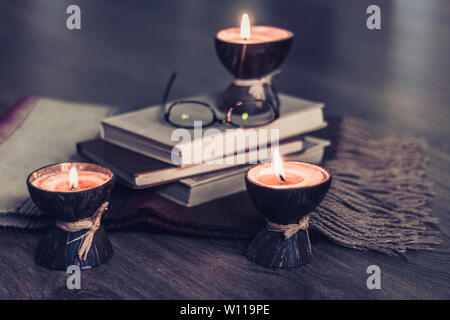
top-left (0, 97), bottom-right (116, 215)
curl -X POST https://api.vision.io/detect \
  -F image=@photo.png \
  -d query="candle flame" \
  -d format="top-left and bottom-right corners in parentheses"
top-left (69, 166), bottom-right (78, 189)
top-left (240, 13), bottom-right (251, 39)
top-left (273, 148), bottom-right (285, 181)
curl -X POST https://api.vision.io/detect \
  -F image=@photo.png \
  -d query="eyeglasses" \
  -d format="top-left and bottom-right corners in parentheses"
top-left (161, 73), bottom-right (280, 129)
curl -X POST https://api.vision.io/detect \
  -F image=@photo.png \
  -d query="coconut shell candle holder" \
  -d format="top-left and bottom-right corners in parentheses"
top-left (27, 162), bottom-right (115, 270)
top-left (215, 14), bottom-right (294, 118)
top-left (245, 161), bottom-right (332, 268)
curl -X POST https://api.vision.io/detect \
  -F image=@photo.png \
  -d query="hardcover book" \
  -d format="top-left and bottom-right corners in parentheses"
top-left (101, 93), bottom-right (326, 166)
top-left (77, 135), bottom-right (304, 188)
top-left (156, 136), bottom-right (330, 206)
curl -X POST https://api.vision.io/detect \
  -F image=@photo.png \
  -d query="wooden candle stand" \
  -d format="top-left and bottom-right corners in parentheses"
top-left (244, 162), bottom-right (332, 268)
top-left (27, 162), bottom-right (115, 270)
top-left (215, 25), bottom-right (293, 116)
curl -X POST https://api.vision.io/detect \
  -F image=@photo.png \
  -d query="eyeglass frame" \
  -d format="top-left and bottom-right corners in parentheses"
top-left (161, 72), bottom-right (280, 129)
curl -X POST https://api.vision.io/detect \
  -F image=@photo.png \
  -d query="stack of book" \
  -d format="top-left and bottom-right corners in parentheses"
top-left (77, 93), bottom-right (329, 207)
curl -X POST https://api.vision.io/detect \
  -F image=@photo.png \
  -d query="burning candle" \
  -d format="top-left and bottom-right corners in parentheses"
top-left (27, 162), bottom-right (115, 270)
top-left (244, 150), bottom-right (332, 268)
top-left (215, 13), bottom-right (294, 114)
top-left (216, 13), bottom-right (293, 44)
top-left (31, 163), bottom-right (110, 192)
top-left (247, 149), bottom-right (329, 189)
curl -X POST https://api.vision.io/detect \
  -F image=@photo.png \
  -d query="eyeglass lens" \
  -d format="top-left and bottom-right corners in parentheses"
top-left (228, 101), bottom-right (276, 127)
top-left (167, 101), bottom-right (215, 128)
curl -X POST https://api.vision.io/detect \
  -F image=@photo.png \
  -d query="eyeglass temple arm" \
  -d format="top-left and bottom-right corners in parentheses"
top-left (161, 72), bottom-right (177, 110)
top-left (271, 85), bottom-right (281, 119)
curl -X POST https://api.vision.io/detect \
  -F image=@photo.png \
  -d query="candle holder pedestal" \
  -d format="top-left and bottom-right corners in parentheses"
top-left (244, 162), bottom-right (331, 268)
top-left (214, 28), bottom-right (293, 117)
top-left (27, 163), bottom-right (115, 270)
top-left (34, 224), bottom-right (112, 270)
top-left (247, 228), bottom-right (313, 268)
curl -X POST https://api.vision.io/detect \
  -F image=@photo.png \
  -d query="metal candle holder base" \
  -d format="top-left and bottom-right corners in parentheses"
top-left (244, 163), bottom-right (332, 268)
top-left (27, 162), bottom-right (115, 270)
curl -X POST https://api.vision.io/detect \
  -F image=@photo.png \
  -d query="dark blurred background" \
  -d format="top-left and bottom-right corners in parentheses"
top-left (0, 0), bottom-right (448, 148)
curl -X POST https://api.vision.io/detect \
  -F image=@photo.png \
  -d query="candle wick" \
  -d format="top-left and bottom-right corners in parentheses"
top-left (279, 174), bottom-right (286, 182)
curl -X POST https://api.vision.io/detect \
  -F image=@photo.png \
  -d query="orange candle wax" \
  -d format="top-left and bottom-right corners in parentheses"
top-left (216, 26), bottom-right (293, 44)
top-left (32, 171), bottom-right (109, 192)
top-left (247, 162), bottom-right (329, 189)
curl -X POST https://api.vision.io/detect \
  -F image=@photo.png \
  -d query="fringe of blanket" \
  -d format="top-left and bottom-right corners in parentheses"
top-left (311, 118), bottom-right (440, 254)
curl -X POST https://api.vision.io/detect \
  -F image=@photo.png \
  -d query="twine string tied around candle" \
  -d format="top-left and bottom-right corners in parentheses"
top-left (233, 69), bottom-right (281, 100)
top-left (56, 202), bottom-right (109, 261)
top-left (266, 215), bottom-right (310, 240)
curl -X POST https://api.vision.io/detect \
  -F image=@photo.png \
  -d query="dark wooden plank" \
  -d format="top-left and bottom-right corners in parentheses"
top-left (0, 0), bottom-right (449, 299)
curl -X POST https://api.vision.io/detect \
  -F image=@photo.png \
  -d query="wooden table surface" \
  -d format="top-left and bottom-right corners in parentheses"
top-left (0, 0), bottom-right (449, 299)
